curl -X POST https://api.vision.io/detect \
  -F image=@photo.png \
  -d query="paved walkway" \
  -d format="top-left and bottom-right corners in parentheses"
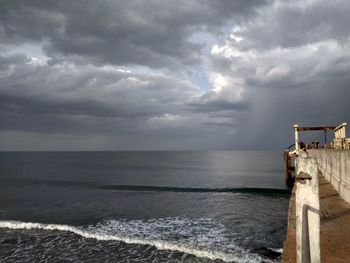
top-left (282, 175), bottom-right (350, 263)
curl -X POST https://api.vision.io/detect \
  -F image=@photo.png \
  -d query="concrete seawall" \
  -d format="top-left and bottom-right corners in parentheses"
top-left (308, 149), bottom-right (350, 204)
top-left (282, 149), bottom-right (350, 263)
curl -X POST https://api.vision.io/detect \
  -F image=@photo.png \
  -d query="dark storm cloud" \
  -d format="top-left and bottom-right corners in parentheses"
top-left (234, 0), bottom-right (350, 51)
top-left (0, 53), bottom-right (28, 70)
top-left (0, 0), bottom-right (267, 69)
top-left (187, 90), bottom-right (248, 112)
top-left (0, 53), bottom-right (240, 150)
top-left (207, 0), bottom-right (350, 149)
top-left (0, 54), bottom-right (206, 135)
top-left (1, 0), bottom-right (350, 150)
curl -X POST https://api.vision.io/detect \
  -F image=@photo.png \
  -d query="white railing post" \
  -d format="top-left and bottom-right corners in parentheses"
top-left (342, 123), bottom-right (347, 138)
top-left (296, 156), bottom-right (320, 263)
top-left (335, 122), bottom-right (347, 139)
top-left (294, 124), bottom-right (299, 151)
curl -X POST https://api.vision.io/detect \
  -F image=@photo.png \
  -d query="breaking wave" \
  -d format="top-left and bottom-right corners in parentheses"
top-left (0, 218), bottom-right (272, 263)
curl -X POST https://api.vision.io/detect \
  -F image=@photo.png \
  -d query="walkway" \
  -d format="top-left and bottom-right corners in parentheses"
top-left (282, 175), bottom-right (350, 262)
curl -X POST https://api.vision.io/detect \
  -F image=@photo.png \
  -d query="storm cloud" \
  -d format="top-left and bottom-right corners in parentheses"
top-left (0, 0), bottom-right (349, 150)
top-left (0, 0), bottom-right (266, 68)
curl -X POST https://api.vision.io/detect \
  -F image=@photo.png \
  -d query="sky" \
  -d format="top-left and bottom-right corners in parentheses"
top-left (0, 0), bottom-right (349, 150)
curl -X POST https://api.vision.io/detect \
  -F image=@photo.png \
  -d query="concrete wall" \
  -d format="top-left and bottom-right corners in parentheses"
top-left (295, 156), bottom-right (320, 263)
top-left (308, 149), bottom-right (350, 204)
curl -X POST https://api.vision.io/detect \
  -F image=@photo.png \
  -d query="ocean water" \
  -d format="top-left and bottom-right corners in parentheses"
top-left (0, 151), bottom-right (290, 263)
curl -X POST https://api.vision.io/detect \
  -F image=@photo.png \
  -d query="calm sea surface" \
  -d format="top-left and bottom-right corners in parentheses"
top-left (0, 151), bottom-right (290, 263)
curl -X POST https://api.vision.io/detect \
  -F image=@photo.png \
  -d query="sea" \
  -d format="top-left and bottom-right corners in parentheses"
top-left (0, 151), bottom-right (290, 263)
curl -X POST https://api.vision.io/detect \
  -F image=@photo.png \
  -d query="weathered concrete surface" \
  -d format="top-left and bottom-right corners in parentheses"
top-left (281, 185), bottom-right (296, 263)
top-left (295, 157), bottom-right (320, 263)
top-left (308, 149), bottom-right (350, 204)
top-left (319, 175), bottom-right (350, 263)
top-left (282, 174), bottom-right (350, 263)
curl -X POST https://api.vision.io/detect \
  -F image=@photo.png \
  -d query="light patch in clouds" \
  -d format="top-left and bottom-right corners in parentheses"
top-left (147, 114), bottom-right (189, 129)
top-left (5, 43), bottom-right (48, 64)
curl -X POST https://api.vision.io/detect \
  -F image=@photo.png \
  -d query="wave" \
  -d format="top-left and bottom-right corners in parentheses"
top-left (3, 178), bottom-right (290, 197)
top-left (99, 185), bottom-right (289, 196)
top-left (0, 219), bottom-right (270, 263)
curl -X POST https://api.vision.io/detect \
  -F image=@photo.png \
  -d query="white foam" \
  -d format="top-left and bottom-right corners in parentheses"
top-left (0, 220), bottom-right (267, 263)
top-left (269, 247), bottom-right (283, 253)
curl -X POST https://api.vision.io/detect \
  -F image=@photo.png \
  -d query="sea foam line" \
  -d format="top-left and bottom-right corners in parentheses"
top-left (0, 220), bottom-right (264, 263)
